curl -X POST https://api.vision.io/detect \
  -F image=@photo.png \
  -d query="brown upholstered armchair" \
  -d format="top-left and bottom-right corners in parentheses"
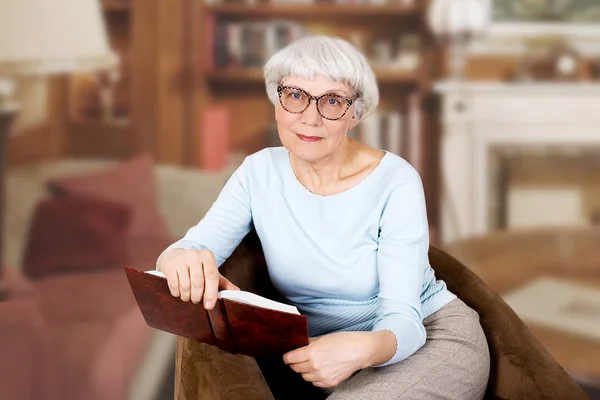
top-left (174, 229), bottom-right (589, 400)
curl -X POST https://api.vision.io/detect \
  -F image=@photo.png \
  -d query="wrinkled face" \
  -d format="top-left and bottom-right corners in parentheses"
top-left (275, 75), bottom-right (358, 163)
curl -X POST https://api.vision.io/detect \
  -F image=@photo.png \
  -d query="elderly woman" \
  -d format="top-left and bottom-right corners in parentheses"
top-left (157, 35), bottom-right (490, 399)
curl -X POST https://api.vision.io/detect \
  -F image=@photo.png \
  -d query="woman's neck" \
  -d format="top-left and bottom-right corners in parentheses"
top-left (290, 139), bottom-right (374, 195)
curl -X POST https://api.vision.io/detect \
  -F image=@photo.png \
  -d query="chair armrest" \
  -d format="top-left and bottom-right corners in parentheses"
top-left (174, 229), bottom-right (280, 400)
top-left (175, 337), bottom-right (275, 400)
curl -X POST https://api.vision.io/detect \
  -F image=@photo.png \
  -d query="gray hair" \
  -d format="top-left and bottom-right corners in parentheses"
top-left (263, 35), bottom-right (379, 122)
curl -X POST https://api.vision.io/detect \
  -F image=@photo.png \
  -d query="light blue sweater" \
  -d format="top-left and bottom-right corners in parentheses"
top-left (163, 147), bottom-right (456, 366)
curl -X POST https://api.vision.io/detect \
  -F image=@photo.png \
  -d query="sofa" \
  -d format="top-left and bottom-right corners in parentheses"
top-left (1, 154), bottom-right (239, 400)
top-left (173, 229), bottom-right (590, 400)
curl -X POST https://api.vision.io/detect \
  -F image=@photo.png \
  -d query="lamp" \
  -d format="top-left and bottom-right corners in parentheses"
top-left (427, 0), bottom-right (490, 80)
top-left (0, 0), bottom-right (117, 285)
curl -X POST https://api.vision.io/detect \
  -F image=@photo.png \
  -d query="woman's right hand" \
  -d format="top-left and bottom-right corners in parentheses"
top-left (157, 248), bottom-right (239, 310)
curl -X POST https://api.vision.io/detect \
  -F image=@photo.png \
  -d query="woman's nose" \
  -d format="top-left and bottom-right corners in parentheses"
top-left (301, 99), bottom-right (321, 126)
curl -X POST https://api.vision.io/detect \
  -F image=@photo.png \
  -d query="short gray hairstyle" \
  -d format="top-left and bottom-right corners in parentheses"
top-left (264, 35), bottom-right (379, 122)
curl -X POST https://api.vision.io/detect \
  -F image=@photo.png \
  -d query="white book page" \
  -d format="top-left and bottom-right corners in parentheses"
top-left (145, 270), bottom-right (299, 315)
top-left (146, 270), bottom-right (166, 278)
top-left (218, 290), bottom-right (300, 315)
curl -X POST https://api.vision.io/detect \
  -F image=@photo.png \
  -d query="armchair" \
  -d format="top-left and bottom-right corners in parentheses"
top-left (174, 229), bottom-right (588, 400)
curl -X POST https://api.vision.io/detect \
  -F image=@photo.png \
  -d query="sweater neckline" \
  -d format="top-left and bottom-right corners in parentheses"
top-left (284, 150), bottom-right (390, 200)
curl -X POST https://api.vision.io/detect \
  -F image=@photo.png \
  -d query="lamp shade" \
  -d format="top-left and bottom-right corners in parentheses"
top-left (0, 0), bottom-right (117, 76)
top-left (427, 0), bottom-right (490, 37)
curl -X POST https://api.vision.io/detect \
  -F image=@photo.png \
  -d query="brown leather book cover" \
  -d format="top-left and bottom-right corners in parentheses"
top-left (124, 266), bottom-right (309, 357)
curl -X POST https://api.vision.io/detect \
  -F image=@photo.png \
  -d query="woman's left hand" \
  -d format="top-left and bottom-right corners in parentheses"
top-left (282, 331), bottom-right (374, 388)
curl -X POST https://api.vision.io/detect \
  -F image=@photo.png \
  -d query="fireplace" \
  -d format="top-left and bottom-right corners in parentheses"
top-left (434, 82), bottom-right (600, 244)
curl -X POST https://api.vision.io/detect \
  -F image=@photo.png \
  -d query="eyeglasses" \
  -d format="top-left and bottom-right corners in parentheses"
top-left (277, 86), bottom-right (356, 121)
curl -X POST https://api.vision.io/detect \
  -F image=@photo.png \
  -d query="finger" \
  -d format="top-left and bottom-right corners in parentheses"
top-left (202, 259), bottom-right (219, 310)
top-left (189, 262), bottom-right (204, 304)
top-left (176, 265), bottom-right (191, 302)
top-left (301, 373), bottom-right (319, 383)
top-left (164, 267), bottom-right (180, 297)
top-left (218, 275), bottom-right (240, 291)
top-left (283, 347), bottom-right (309, 365)
top-left (289, 361), bottom-right (313, 374)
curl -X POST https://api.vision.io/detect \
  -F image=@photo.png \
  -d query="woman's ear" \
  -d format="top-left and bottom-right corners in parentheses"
top-left (348, 115), bottom-right (358, 131)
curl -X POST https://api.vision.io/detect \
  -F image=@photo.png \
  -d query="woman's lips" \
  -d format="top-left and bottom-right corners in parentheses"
top-left (296, 134), bottom-right (322, 143)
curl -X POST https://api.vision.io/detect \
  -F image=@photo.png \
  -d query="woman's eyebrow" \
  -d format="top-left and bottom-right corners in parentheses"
top-left (289, 86), bottom-right (351, 97)
top-left (321, 89), bottom-right (351, 97)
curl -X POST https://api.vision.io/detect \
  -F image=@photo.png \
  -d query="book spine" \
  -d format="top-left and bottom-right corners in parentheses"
top-left (207, 299), bottom-right (236, 354)
top-left (197, 106), bottom-right (229, 171)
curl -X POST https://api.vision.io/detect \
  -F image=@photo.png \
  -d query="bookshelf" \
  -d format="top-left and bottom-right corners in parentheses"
top-left (195, 1), bottom-right (436, 151)
top-left (191, 0), bottom-right (441, 240)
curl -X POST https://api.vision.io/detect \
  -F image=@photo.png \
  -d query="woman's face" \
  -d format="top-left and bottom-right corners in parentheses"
top-left (275, 75), bottom-right (358, 163)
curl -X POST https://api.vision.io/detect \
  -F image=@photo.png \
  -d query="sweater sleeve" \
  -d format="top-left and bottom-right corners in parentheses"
top-left (157, 157), bottom-right (253, 268)
top-left (372, 165), bottom-right (429, 367)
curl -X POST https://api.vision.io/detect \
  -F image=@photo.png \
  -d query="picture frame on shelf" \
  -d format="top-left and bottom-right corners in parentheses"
top-left (493, 0), bottom-right (600, 24)
top-left (470, 0), bottom-right (600, 56)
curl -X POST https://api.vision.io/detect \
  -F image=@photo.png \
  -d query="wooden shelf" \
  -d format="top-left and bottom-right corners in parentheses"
top-left (102, 0), bottom-right (131, 12)
top-left (206, 68), bottom-right (421, 86)
top-left (207, 3), bottom-right (421, 18)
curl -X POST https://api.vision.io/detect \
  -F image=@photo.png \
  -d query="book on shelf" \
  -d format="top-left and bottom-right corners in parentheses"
top-left (197, 106), bottom-right (230, 170)
top-left (208, 19), bottom-right (306, 69)
top-left (124, 266), bottom-right (309, 357)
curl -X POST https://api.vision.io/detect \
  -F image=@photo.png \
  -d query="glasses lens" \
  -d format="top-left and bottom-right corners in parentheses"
top-left (280, 88), bottom-right (309, 113)
top-left (279, 87), bottom-right (349, 120)
top-left (318, 95), bottom-right (347, 120)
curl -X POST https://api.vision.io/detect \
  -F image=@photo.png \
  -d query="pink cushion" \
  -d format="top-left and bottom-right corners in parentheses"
top-left (47, 154), bottom-right (171, 239)
top-left (22, 196), bottom-right (132, 280)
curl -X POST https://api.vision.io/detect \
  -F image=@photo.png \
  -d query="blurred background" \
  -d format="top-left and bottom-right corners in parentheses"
top-left (1, 0), bottom-right (599, 399)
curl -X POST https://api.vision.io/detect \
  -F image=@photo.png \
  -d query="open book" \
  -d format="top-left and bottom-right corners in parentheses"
top-left (145, 270), bottom-right (300, 315)
top-left (125, 267), bottom-right (309, 357)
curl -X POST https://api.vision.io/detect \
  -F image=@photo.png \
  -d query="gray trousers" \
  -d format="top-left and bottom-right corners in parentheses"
top-left (322, 298), bottom-right (490, 400)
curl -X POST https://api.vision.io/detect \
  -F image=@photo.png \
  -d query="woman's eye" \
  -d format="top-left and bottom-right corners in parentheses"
top-left (291, 92), bottom-right (303, 100)
top-left (327, 97), bottom-right (340, 106)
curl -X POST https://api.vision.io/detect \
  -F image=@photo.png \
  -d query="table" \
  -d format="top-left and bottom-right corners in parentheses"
top-left (442, 227), bottom-right (600, 388)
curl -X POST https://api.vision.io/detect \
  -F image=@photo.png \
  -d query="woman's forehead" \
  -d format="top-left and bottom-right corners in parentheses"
top-left (281, 75), bottom-right (352, 96)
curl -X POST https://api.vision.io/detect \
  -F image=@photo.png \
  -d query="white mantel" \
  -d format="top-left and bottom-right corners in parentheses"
top-left (434, 81), bottom-right (600, 244)
top-left (435, 81), bottom-right (600, 95)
